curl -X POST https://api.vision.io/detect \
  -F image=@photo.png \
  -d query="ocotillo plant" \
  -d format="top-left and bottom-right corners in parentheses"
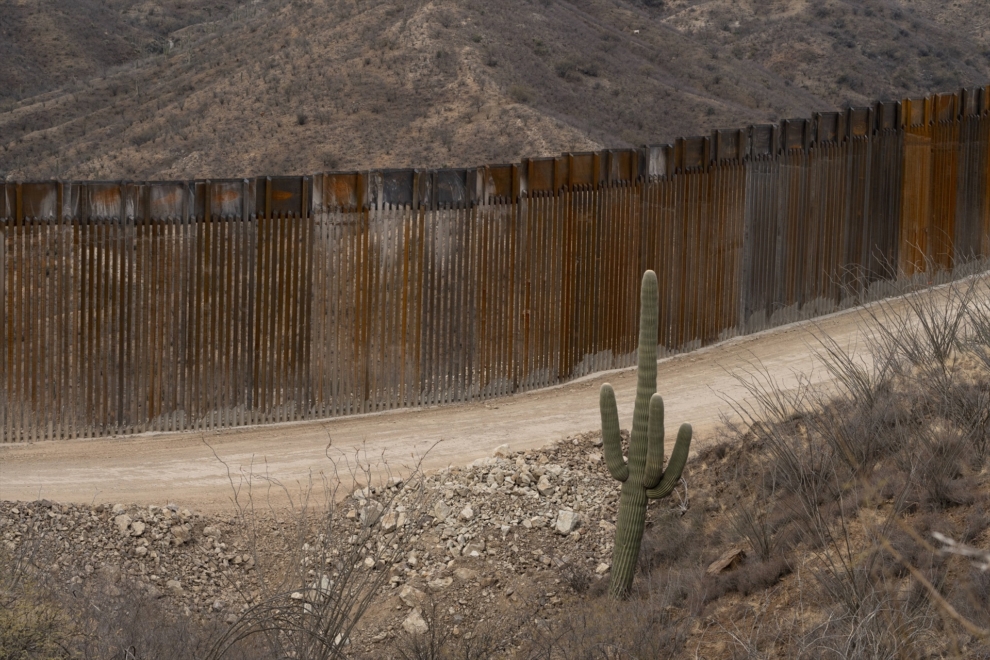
top-left (600, 270), bottom-right (692, 599)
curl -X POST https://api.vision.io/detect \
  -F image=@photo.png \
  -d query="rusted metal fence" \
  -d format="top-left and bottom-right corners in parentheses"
top-left (2, 87), bottom-right (990, 441)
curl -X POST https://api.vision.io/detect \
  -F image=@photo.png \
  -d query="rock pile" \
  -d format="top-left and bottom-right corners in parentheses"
top-left (1, 499), bottom-right (254, 622)
top-left (1, 430), bottom-right (681, 649)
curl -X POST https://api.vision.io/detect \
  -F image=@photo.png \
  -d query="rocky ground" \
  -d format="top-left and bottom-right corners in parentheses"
top-left (2, 430), bottom-right (671, 655)
top-left (6, 373), bottom-right (989, 658)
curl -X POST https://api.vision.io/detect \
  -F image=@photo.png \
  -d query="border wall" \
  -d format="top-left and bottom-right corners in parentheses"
top-left (2, 87), bottom-right (989, 441)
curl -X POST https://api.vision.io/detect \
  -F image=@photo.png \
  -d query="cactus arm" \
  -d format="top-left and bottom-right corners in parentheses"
top-left (646, 423), bottom-right (692, 500)
top-left (643, 394), bottom-right (665, 489)
top-left (600, 384), bottom-right (629, 482)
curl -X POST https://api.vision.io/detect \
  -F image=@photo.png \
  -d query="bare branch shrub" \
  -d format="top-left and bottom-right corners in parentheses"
top-left (0, 540), bottom-right (71, 660)
top-left (205, 441), bottom-right (431, 660)
top-left (518, 577), bottom-right (691, 659)
top-left (394, 597), bottom-right (520, 660)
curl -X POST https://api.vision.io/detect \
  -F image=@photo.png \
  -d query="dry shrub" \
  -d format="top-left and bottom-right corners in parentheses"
top-left (561, 563), bottom-right (592, 595)
top-left (65, 569), bottom-right (256, 660)
top-left (0, 544), bottom-right (69, 660)
top-left (636, 507), bottom-right (706, 575)
top-left (518, 581), bottom-right (690, 659)
top-left (205, 441), bottom-right (432, 660)
top-left (729, 496), bottom-right (789, 561)
top-left (393, 598), bottom-right (520, 660)
top-left (0, 536), bottom-right (252, 660)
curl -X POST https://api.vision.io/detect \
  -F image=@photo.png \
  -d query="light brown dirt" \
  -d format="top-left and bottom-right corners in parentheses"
top-left (0, 282), bottom-right (972, 512)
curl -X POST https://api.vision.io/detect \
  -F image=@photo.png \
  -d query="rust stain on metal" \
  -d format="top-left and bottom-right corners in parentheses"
top-left (3, 88), bottom-right (990, 441)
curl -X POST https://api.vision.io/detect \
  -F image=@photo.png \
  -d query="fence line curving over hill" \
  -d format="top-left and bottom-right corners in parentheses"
top-left (2, 87), bottom-right (990, 441)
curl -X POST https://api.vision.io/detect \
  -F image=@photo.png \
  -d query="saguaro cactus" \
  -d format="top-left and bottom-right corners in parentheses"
top-left (601, 270), bottom-right (692, 599)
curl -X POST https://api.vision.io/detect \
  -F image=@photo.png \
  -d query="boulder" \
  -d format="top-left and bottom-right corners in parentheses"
top-left (399, 584), bottom-right (426, 608)
top-left (113, 514), bottom-right (132, 536)
top-left (555, 510), bottom-right (581, 535)
top-left (537, 475), bottom-right (554, 496)
top-left (402, 608), bottom-right (429, 635)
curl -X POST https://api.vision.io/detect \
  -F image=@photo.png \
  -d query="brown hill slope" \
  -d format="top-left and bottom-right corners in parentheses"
top-left (1, 0), bottom-right (988, 181)
top-left (0, 0), bottom-right (238, 104)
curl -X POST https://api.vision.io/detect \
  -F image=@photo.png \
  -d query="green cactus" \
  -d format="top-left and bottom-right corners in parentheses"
top-left (601, 270), bottom-right (692, 599)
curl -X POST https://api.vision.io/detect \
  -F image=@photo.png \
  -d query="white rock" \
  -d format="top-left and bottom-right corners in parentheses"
top-left (130, 521), bottom-right (146, 537)
top-left (407, 550), bottom-right (418, 567)
top-left (428, 577), bottom-right (453, 591)
top-left (360, 500), bottom-right (384, 527)
top-left (306, 575), bottom-right (333, 600)
top-left (433, 501), bottom-right (453, 521)
top-left (555, 510), bottom-right (581, 535)
top-left (462, 540), bottom-right (485, 557)
top-left (381, 512), bottom-right (400, 532)
top-left (596, 563), bottom-right (610, 575)
top-left (459, 505), bottom-right (474, 521)
top-left (493, 444), bottom-right (511, 458)
top-left (402, 608), bottom-right (429, 635)
top-left (537, 475), bottom-right (554, 496)
top-left (399, 584), bottom-right (426, 608)
top-left (170, 524), bottom-right (191, 546)
top-left (363, 557), bottom-right (376, 569)
top-left (114, 514), bottom-right (132, 536)
top-left (454, 568), bottom-right (478, 581)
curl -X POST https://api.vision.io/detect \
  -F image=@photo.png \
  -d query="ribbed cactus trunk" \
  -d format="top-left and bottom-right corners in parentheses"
top-left (600, 270), bottom-right (692, 599)
top-left (611, 480), bottom-right (649, 596)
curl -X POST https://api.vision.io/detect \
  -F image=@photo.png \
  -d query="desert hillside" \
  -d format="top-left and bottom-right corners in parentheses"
top-left (1, 0), bottom-right (988, 180)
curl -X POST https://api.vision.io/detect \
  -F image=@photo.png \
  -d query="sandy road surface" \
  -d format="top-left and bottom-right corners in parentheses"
top-left (0, 282), bottom-right (974, 511)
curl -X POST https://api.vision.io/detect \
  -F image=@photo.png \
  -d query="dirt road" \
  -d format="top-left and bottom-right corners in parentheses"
top-left (0, 283), bottom-right (970, 511)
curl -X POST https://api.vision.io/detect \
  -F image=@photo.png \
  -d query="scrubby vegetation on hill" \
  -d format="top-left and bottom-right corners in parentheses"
top-left (1, 0), bottom-right (989, 181)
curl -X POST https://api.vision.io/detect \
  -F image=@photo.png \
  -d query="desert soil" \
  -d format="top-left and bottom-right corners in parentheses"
top-left (0, 283), bottom-right (964, 511)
